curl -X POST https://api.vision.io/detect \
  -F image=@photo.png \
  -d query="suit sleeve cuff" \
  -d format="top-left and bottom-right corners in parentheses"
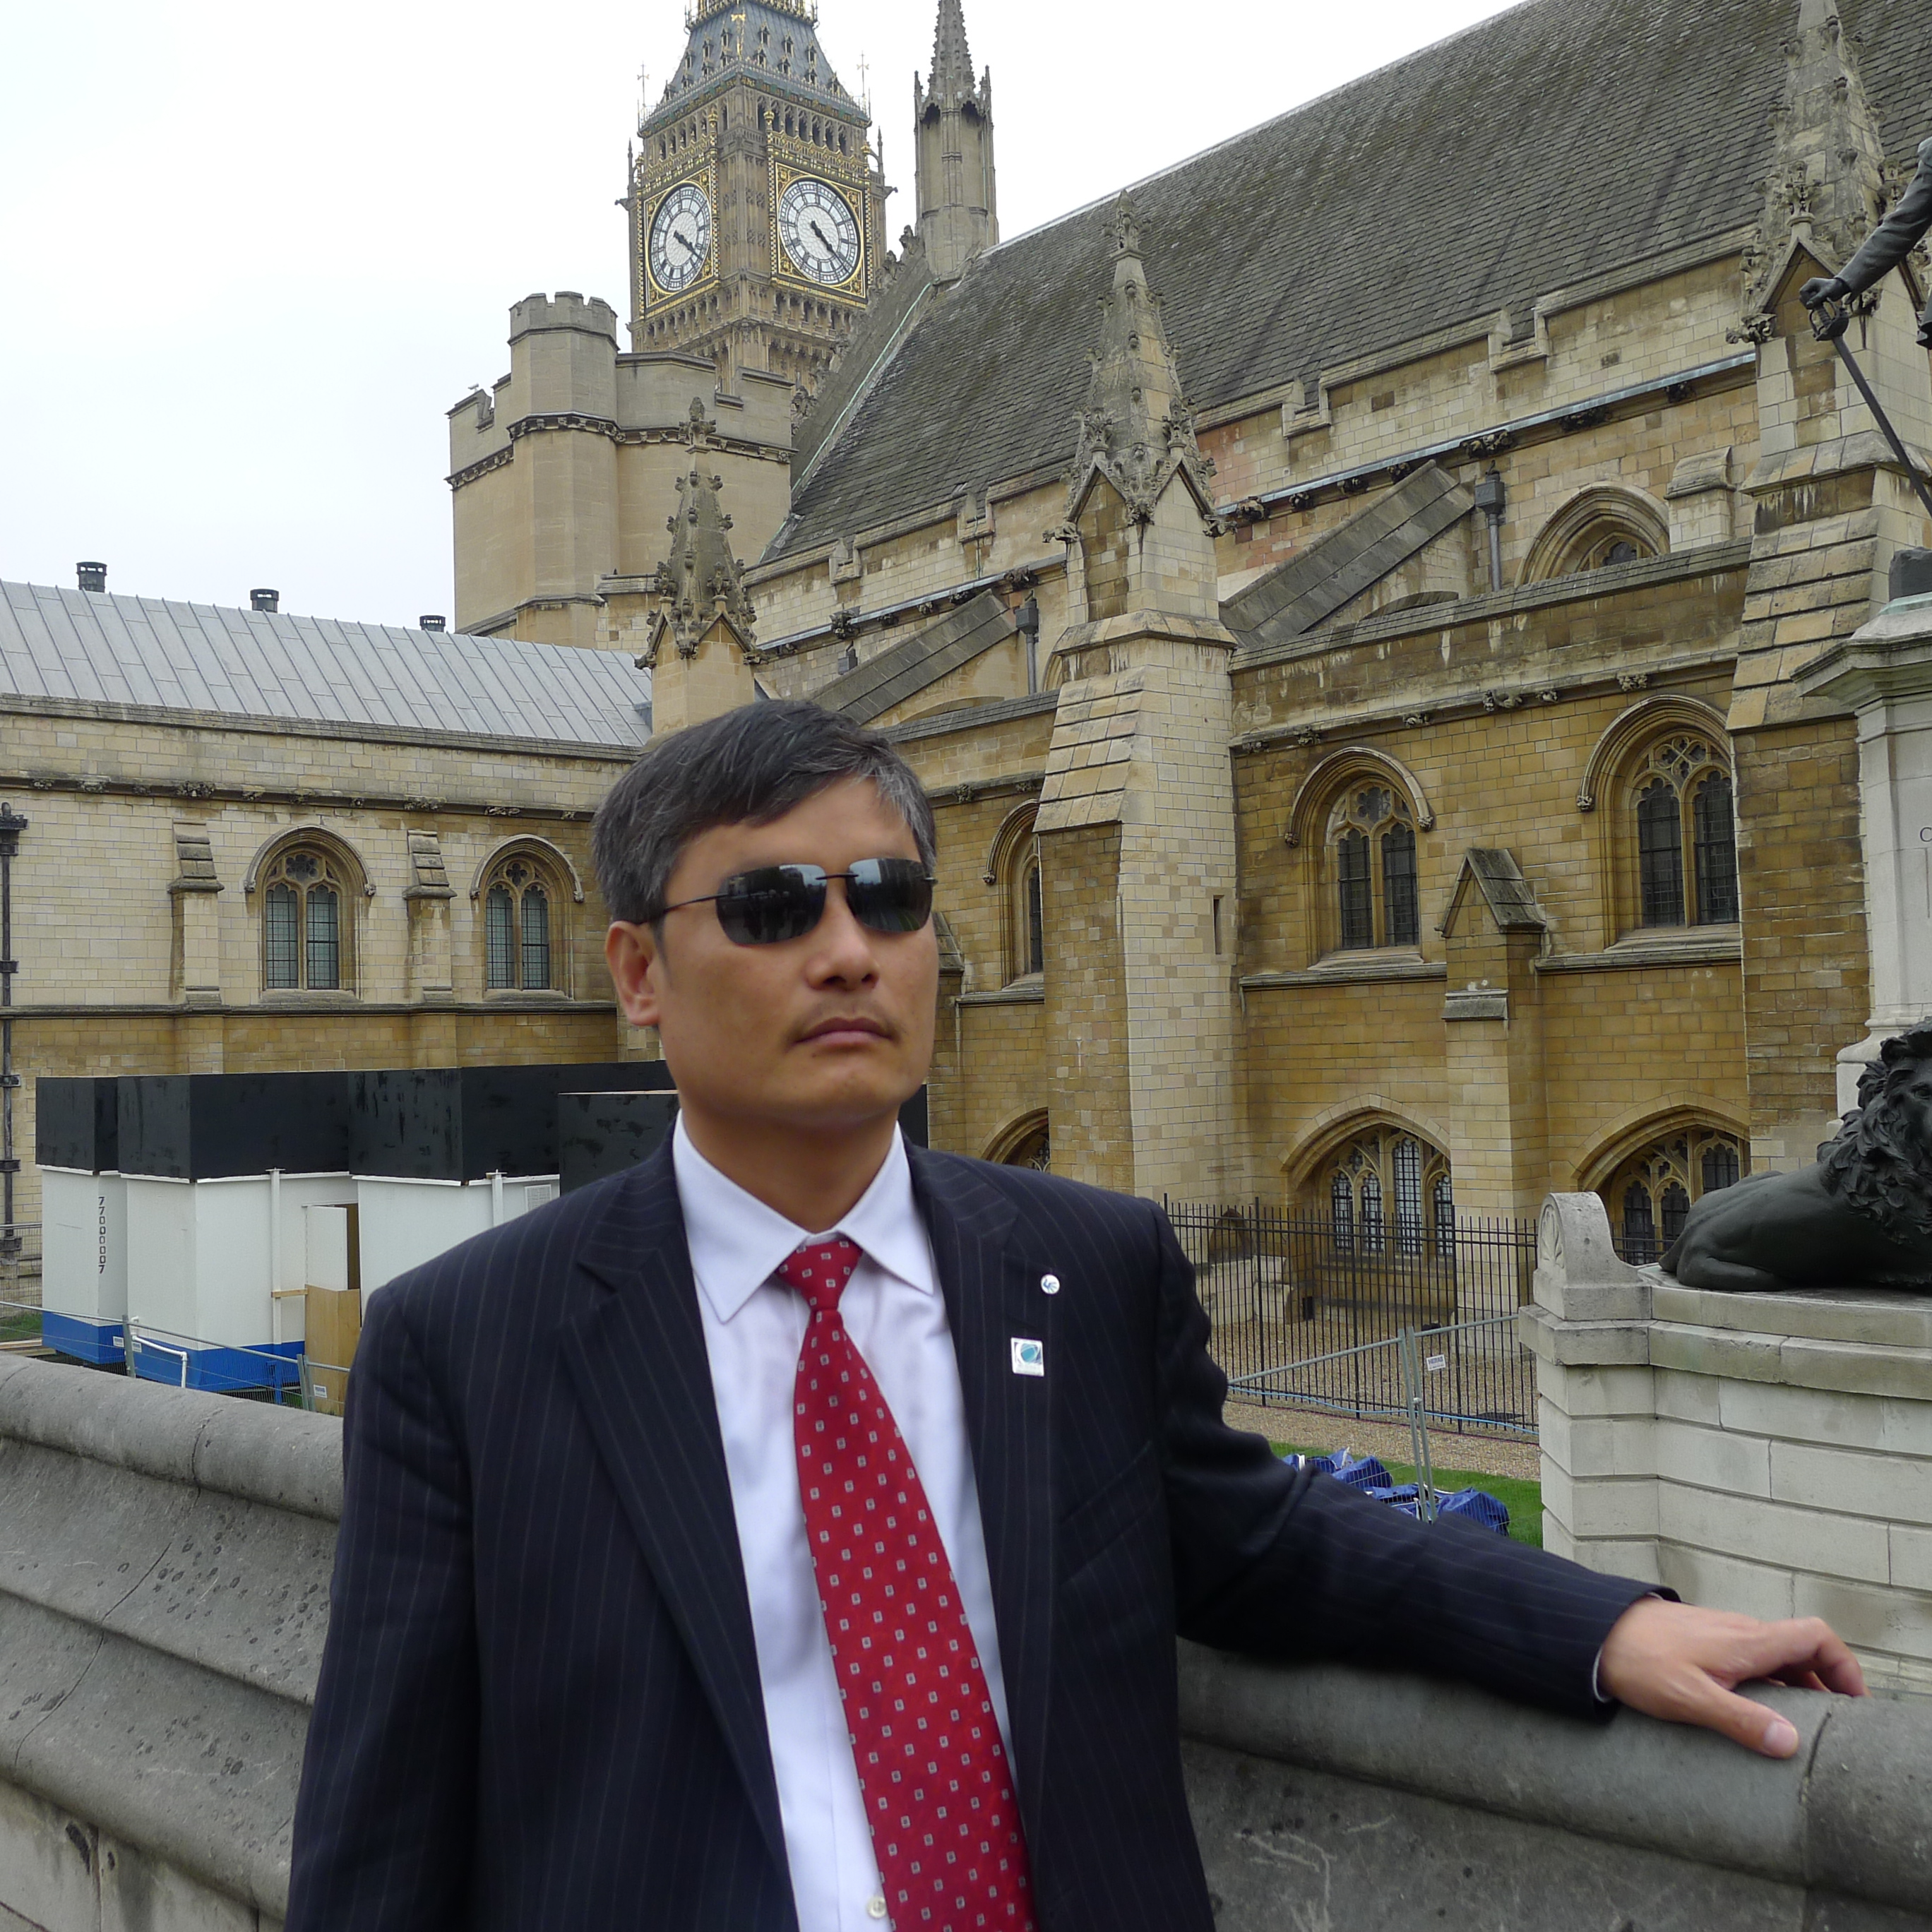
top-left (1592, 1591), bottom-right (1667, 1704)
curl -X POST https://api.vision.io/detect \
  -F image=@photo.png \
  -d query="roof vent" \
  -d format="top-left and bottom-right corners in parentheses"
top-left (249, 588), bottom-right (280, 614)
top-left (419, 614), bottom-right (448, 632)
top-left (76, 562), bottom-right (107, 593)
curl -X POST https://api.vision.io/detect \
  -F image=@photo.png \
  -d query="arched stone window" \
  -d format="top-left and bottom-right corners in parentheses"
top-left (1320, 1126), bottom-right (1453, 1258)
top-left (1521, 486), bottom-right (1671, 584)
top-left (1603, 1126), bottom-right (1748, 1263)
top-left (261, 846), bottom-right (350, 993)
top-left (482, 853), bottom-right (558, 991)
top-left (984, 1110), bottom-right (1050, 1171)
top-left (984, 801), bottom-right (1045, 986)
top-left (1021, 857), bottom-right (1044, 979)
top-left (1628, 734), bottom-right (1739, 929)
top-left (1328, 785), bottom-right (1419, 951)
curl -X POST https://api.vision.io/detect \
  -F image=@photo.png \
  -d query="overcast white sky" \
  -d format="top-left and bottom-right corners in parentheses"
top-left (1, 0), bottom-right (1518, 628)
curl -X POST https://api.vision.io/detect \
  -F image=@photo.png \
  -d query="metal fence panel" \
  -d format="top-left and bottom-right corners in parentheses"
top-left (1168, 1200), bottom-right (1539, 1438)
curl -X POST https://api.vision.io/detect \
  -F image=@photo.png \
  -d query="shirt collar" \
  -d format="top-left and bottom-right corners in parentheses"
top-left (672, 1114), bottom-right (935, 1325)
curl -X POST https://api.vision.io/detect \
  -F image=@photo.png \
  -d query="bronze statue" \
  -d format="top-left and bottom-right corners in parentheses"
top-left (1802, 136), bottom-right (1932, 347)
top-left (1662, 1020), bottom-right (1932, 1291)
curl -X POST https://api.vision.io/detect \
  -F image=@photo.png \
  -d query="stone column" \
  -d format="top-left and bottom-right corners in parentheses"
top-left (1518, 1192), bottom-right (1659, 1581)
top-left (1798, 584), bottom-right (1932, 1105)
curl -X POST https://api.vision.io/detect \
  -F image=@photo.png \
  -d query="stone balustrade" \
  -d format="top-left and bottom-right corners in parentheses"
top-left (1, 1349), bottom-right (1928, 1929)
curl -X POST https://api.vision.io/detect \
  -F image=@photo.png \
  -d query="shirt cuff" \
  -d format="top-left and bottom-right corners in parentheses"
top-left (1592, 1591), bottom-right (1666, 1704)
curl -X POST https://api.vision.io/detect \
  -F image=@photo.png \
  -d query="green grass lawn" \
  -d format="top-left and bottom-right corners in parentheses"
top-left (0, 1308), bottom-right (42, 1348)
top-left (1272, 1442), bottom-right (1543, 1549)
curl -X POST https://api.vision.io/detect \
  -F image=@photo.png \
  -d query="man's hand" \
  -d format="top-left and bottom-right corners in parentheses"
top-left (1599, 1598), bottom-right (1866, 1758)
top-left (1801, 275), bottom-right (1850, 310)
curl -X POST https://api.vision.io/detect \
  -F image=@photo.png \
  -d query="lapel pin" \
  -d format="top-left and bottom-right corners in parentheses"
top-left (1010, 1337), bottom-right (1045, 1377)
top-left (1039, 1273), bottom-right (1061, 1296)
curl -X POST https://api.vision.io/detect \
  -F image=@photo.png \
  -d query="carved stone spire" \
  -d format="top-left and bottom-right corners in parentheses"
top-left (1064, 196), bottom-right (1216, 526)
top-left (645, 400), bottom-right (757, 664)
top-left (924, 0), bottom-right (977, 112)
top-left (914, 0), bottom-right (996, 282)
top-left (1737, 0), bottom-right (1891, 323)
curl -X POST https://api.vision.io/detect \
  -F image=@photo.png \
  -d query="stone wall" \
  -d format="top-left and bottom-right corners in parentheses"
top-left (1525, 1192), bottom-right (1932, 1699)
top-left (2, 1354), bottom-right (1926, 1931)
top-left (0, 1355), bottom-right (335, 1931)
top-left (0, 704), bottom-right (636, 1234)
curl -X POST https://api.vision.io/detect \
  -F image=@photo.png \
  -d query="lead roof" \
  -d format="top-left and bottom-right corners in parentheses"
top-left (773, 0), bottom-right (1932, 564)
top-left (0, 581), bottom-right (649, 753)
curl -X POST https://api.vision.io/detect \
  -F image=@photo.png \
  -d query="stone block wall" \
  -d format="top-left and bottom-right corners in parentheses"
top-left (0, 705), bottom-right (635, 1232)
top-left (1525, 1193), bottom-right (1932, 1699)
top-left (1731, 714), bottom-right (1871, 1167)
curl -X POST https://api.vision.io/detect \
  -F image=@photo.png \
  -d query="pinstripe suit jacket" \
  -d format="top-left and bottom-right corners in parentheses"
top-left (287, 1143), bottom-right (1651, 1932)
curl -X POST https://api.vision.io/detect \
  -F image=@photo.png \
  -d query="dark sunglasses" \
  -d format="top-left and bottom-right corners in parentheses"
top-left (655, 858), bottom-right (936, 947)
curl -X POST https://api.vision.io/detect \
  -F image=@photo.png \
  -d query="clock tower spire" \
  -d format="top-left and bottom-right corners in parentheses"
top-left (628, 1), bottom-right (888, 395)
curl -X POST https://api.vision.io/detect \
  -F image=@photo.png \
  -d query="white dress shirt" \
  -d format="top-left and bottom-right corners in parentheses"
top-left (673, 1118), bottom-right (1015, 1932)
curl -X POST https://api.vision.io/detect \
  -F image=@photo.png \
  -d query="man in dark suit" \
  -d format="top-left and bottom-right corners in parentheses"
top-left (1803, 135), bottom-right (1932, 345)
top-left (288, 702), bottom-right (1863, 1932)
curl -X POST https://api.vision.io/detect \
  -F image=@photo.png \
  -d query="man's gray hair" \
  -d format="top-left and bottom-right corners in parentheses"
top-left (591, 700), bottom-right (939, 924)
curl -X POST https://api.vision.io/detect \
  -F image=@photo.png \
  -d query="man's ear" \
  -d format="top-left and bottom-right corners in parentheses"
top-left (605, 922), bottom-right (664, 1029)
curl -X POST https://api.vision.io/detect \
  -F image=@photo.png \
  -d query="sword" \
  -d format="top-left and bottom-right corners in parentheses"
top-left (1810, 294), bottom-right (1932, 525)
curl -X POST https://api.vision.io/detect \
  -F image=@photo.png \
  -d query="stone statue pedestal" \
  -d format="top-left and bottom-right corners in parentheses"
top-left (1522, 1193), bottom-right (1932, 1698)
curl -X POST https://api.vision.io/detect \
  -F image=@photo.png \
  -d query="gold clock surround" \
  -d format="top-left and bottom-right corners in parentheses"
top-left (640, 167), bottom-right (719, 305)
top-left (770, 157), bottom-right (869, 302)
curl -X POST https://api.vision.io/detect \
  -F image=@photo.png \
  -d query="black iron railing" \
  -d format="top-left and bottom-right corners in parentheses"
top-left (1165, 1199), bottom-right (1540, 1438)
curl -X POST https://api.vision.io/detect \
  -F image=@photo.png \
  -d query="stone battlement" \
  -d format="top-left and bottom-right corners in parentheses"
top-left (508, 290), bottom-right (620, 343)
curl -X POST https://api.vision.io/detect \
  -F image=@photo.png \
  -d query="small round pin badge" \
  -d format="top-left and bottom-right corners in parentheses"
top-left (1040, 1273), bottom-right (1061, 1296)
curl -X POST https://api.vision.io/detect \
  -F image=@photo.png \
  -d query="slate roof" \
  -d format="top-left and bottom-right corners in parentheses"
top-left (0, 580), bottom-right (649, 752)
top-left (1223, 463), bottom-right (1475, 646)
top-left (773, 0), bottom-right (1932, 564)
top-left (811, 592), bottom-right (1016, 724)
top-left (1450, 849), bottom-right (1549, 934)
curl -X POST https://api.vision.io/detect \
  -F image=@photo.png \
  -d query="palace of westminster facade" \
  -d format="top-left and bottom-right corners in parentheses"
top-left (6, 0), bottom-right (1932, 1257)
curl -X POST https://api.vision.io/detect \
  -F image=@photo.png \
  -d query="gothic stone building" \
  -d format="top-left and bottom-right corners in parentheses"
top-left (441, 0), bottom-right (1932, 1251)
top-left (8, 0), bottom-right (1931, 1261)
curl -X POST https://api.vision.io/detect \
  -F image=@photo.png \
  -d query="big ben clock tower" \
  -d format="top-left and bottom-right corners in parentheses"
top-left (628, 0), bottom-right (888, 395)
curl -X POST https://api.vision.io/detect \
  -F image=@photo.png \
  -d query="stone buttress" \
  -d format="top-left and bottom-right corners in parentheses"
top-left (1727, 0), bottom-right (1932, 1162)
top-left (1034, 198), bottom-right (1240, 1200)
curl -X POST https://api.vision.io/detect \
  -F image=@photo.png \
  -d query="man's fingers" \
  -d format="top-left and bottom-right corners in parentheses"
top-left (1692, 1681), bottom-right (1803, 1759)
top-left (1734, 1617), bottom-right (1867, 1699)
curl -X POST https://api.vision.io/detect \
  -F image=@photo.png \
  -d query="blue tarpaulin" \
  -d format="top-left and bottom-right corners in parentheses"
top-left (1286, 1450), bottom-right (1510, 1536)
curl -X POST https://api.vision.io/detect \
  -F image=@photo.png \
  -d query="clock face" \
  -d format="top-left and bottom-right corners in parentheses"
top-left (778, 177), bottom-right (861, 286)
top-left (649, 182), bottom-right (712, 293)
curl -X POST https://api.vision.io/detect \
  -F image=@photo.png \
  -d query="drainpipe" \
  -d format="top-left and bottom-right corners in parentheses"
top-left (1016, 596), bottom-right (1041, 695)
top-left (0, 804), bottom-right (25, 1262)
top-left (1473, 467), bottom-right (1507, 594)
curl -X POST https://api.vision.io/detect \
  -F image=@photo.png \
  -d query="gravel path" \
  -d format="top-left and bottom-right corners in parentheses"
top-left (1220, 1399), bottom-right (1543, 1482)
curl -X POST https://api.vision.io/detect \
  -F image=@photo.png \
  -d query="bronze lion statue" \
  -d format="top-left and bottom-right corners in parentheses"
top-left (1662, 1020), bottom-right (1932, 1292)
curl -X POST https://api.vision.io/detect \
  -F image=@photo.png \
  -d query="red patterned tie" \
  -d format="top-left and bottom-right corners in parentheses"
top-left (777, 1236), bottom-right (1036, 1932)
